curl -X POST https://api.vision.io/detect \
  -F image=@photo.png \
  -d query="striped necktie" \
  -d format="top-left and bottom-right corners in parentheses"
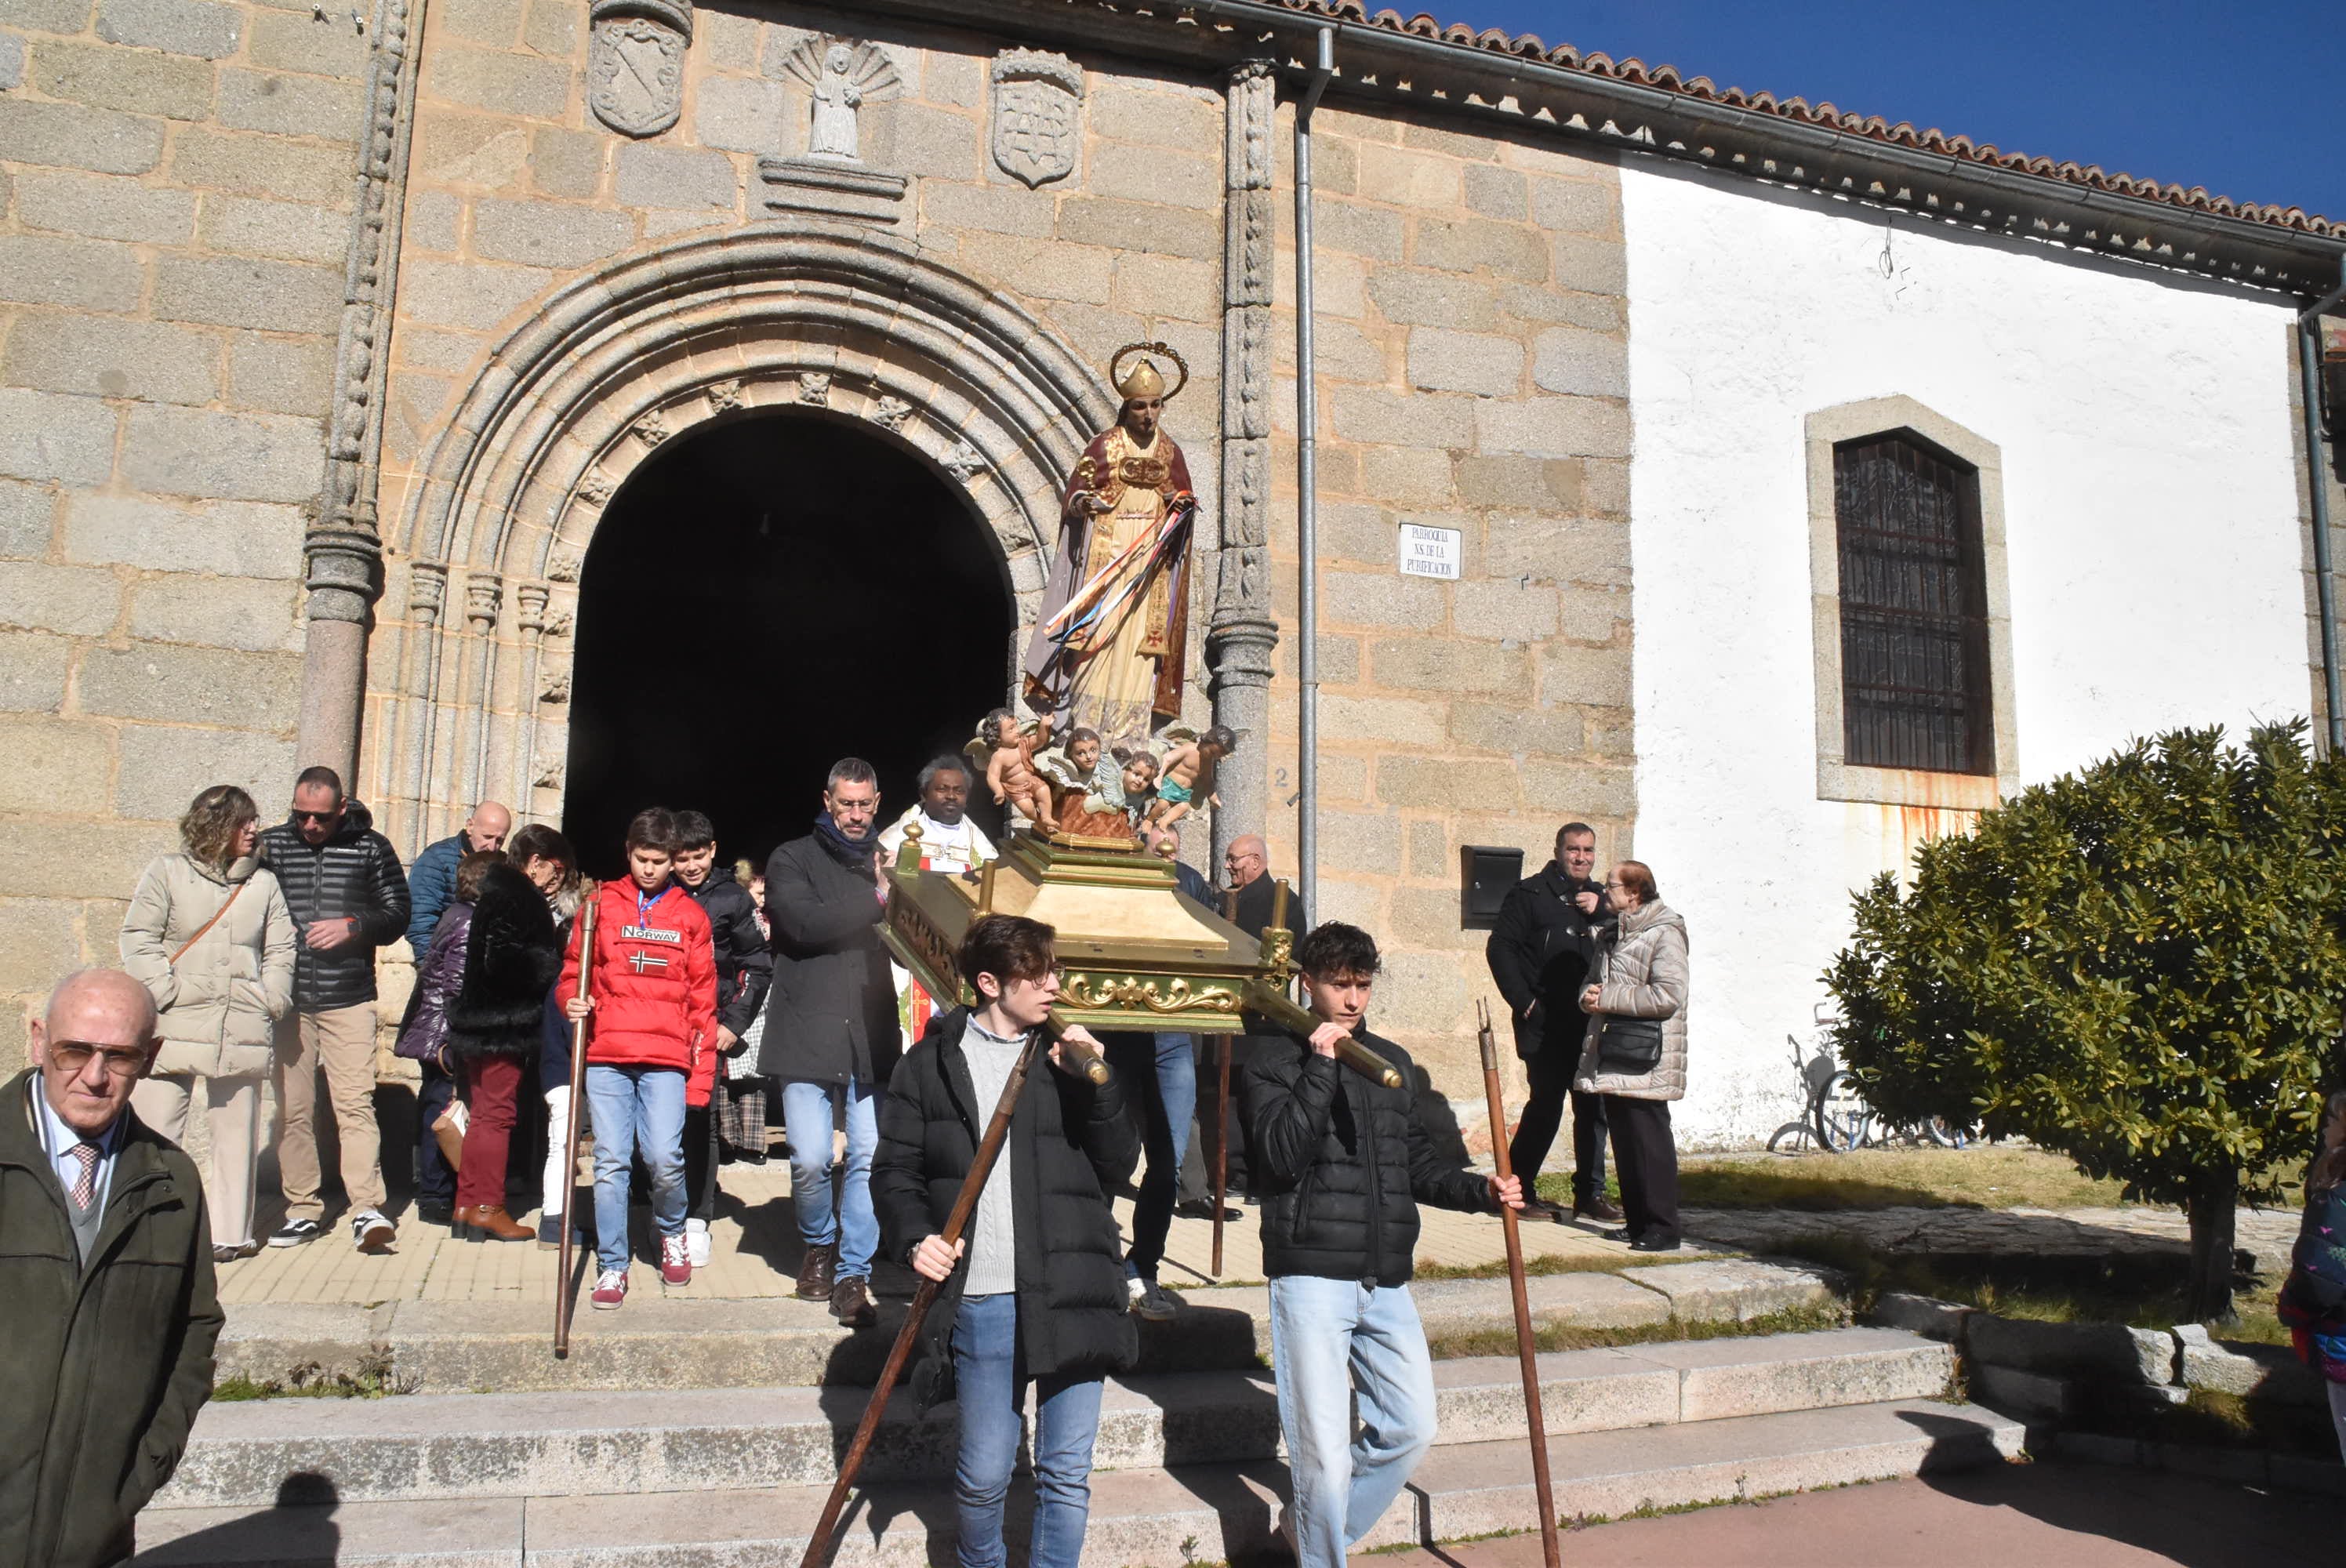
top-left (69, 1141), bottom-right (100, 1211)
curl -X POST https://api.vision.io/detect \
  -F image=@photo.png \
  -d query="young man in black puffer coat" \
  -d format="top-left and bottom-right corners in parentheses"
top-left (1244, 921), bottom-right (1522, 1567)
top-left (672, 811), bottom-right (775, 1268)
top-left (871, 914), bottom-right (1134, 1568)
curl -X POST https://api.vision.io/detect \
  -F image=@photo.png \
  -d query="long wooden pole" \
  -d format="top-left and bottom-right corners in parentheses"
top-left (1211, 887), bottom-right (1238, 1277)
top-left (799, 1014), bottom-right (1062, 1568)
top-left (554, 884), bottom-right (598, 1359)
top-left (1479, 998), bottom-right (1560, 1566)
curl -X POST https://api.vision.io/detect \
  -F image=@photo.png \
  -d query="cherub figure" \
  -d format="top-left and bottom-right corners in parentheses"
top-left (1147, 724), bottom-right (1234, 829)
top-left (1063, 727), bottom-right (1125, 814)
top-left (1118, 751), bottom-right (1161, 828)
top-left (968, 707), bottom-right (1056, 827)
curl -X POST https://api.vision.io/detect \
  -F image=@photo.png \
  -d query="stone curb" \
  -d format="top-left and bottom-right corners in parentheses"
top-left (2046, 1431), bottom-right (2346, 1498)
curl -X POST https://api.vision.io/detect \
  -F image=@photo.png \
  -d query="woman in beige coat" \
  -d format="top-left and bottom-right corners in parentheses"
top-left (1574, 860), bottom-right (1689, 1252)
top-left (120, 784), bottom-right (296, 1260)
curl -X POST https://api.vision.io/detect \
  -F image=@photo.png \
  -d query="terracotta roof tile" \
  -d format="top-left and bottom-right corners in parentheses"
top-left (1262, 1), bottom-right (2340, 238)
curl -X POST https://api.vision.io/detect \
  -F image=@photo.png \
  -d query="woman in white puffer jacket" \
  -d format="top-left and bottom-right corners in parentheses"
top-left (120, 784), bottom-right (296, 1261)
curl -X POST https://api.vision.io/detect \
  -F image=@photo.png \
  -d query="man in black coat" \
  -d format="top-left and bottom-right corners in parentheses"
top-left (1182, 833), bottom-right (1308, 1209)
top-left (673, 811), bottom-right (775, 1266)
top-left (257, 765), bottom-right (410, 1254)
top-left (872, 913), bottom-right (1132, 1568)
top-left (1484, 821), bottom-right (1620, 1223)
top-left (1244, 922), bottom-right (1520, 1566)
top-left (757, 758), bottom-right (901, 1327)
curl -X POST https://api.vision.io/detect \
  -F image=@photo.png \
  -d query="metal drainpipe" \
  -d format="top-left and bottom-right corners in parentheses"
top-left (1295, 25), bottom-right (1332, 922)
top-left (2303, 275), bottom-right (2346, 753)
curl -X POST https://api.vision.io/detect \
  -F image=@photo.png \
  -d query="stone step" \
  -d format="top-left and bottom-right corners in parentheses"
top-left (134, 1396), bottom-right (2023, 1566)
top-left (157, 1327), bottom-right (1948, 1509)
top-left (216, 1258), bottom-right (1839, 1394)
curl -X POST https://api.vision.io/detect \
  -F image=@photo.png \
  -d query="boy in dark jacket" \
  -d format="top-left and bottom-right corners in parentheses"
top-left (1244, 922), bottom-right (1521, 1567)
top-left (559, 808), bottom-right (717, 1309)
top-left (872, 914), bottom-right (1133, 1568)
top-left (672, 810), bottom-right (775, 1268)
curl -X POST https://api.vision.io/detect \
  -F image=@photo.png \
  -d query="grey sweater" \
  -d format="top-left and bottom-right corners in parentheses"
top-left (960, 1014), bottom-right (1026, 1297)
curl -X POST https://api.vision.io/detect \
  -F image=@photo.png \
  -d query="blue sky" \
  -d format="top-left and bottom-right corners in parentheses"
top-left (1440, 2), bottom-right (2346, 224)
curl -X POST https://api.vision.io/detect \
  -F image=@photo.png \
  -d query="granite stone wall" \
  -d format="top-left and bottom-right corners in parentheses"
top-left (0, 0), bottom-right (370, 1044)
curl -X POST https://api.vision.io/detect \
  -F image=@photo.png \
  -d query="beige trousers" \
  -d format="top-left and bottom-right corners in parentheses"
top-left (130, 1071), bottom-right (263, 1248)
top-left (274, 1004), bottom-right (385, 1218)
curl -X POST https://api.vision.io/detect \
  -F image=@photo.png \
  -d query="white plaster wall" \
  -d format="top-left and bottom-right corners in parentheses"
top-left (1621, 162), bottom-right (2308, 1145)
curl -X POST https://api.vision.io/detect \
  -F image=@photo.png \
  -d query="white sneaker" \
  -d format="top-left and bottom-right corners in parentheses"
top-left (685, 1217), bottom-right (711, 1268)
top-left (350, 1210), bottom-right (395, 1254)
top-left (1126, 1275), bottom-right (1146, 1309)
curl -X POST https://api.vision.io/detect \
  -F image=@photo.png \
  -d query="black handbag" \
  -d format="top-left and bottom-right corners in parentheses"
top-left (1595, 1015), bottom-right (1665, 1076)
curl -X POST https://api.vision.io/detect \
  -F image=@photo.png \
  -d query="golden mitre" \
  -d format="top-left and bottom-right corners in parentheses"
top-left (1109, 340), bottom-right (1188, 404)
top-left (1117, 357), bottom-right (1168, 400)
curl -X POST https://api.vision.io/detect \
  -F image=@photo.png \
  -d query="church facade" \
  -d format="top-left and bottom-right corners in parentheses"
top-left (2, 0), bottom-right (2341, 1142)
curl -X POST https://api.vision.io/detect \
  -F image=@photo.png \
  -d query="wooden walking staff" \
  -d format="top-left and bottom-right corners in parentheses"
top-left (554, 885), bottom-right (599, 1359)
top-left (798, 1011), bottom-right (1064, 1568)
top-left (1478, 998), bottom-right (1561, 1566)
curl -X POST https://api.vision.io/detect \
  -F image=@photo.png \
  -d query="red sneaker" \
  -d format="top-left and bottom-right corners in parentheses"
top-left (660, 1232), bottom-right (692, 1286)
top-left (591, 1268), bottom-right (627, 1310)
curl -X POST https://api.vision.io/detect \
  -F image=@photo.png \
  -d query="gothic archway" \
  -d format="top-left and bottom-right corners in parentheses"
top-left (561, 408), bottom-right (1015, 872)
top-left (364, 227), bottom-right (1114, 850)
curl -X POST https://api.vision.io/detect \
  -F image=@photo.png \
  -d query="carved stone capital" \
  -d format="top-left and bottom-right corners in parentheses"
top-left (407, 558), bottom-right (448, 620)
top-left (464, 572), bottom-right (502, 633)
top-left (516, 581), bottom-right (551, 634)
top-left (303, 524), bottom-right (383, 626)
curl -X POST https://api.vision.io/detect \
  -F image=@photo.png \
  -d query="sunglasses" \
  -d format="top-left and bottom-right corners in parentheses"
top-left (292, 809), bottom-right (340, 825)
top-left (47, 1040), bottom-right (148, 1078)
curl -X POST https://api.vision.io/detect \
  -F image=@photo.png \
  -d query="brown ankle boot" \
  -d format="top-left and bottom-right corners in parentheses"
top-left (795, 1242), bottom-right (836, 1301)
top-left (464, 1204), bottom-right (532, 1243)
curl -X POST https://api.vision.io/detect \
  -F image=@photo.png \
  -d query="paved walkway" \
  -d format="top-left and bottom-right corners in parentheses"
top-left (1681, 1203), bottom-right (2302, 1275)
top-left (1359, 1461), bottom-right (2335, 1566)
top-left (213, 1160), bottom-right (1686, 1308)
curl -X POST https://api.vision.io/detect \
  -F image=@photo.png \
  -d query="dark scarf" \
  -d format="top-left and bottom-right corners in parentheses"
top-left (812, 812), bottom-right (879, 880)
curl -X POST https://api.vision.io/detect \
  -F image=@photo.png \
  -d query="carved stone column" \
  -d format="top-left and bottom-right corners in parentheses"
top-left (296, 0), bottom-right (421, 786)
top-left (1208, 60), bottom-right (1282, 872)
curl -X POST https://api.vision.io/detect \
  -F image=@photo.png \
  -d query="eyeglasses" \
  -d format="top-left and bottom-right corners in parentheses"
top-left (292, 809), bottom-right (340, 825)
top-left (46, 1041), bottom-right (148, 1078)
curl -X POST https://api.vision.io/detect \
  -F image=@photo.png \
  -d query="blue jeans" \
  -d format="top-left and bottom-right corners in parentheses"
top-left (415, 1058), bottom-right (456, 1207)
top-left (1269, 1276), bottom-right (1437, 1566)
top-left (780, 1076), bottom-right (878, 1280)
top-left (950, 1292), bottom-right (1105, 1568)
top-left (583, 1064), bottom-right (686, 1276)
top-left (1105, 1031), bottom-right (1194, 1283)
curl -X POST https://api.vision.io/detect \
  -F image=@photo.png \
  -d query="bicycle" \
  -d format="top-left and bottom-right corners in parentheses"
top-left (1768, 1004), bottom-right (1963, 1152)
top-left (1766, 1004), bottom-right (1887, 1154)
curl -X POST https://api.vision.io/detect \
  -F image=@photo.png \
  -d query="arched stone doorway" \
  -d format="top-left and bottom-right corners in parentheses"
top-left (561, 410), bottom-right (1012, 872)
top-left (365, 228), bottom-right (1117, 855)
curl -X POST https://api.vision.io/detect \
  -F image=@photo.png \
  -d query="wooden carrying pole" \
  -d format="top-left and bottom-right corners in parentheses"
top-left (554, 886), bottom-right (598, 1359)
top-left (1211, 887), bottom-right (1239, 1276)
top-left (798, 1014), bottom-right (1060, 1568)
top-left (1478, 998), bottom-right (1560, 1566)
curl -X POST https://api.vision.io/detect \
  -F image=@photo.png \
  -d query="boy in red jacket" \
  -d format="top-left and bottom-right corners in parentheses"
top-left (560, 808), bottom-right (717, 1309)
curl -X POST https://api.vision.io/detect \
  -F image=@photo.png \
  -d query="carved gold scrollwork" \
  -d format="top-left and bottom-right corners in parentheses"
top-left (1059, 973), bottom-right (1242, 1017)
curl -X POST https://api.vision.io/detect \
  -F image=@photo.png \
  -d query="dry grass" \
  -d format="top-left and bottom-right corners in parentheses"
top-left (1671, 1144), bottom-right (2132, 1212)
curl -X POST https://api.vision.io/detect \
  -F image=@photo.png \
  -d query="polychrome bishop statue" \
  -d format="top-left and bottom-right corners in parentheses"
top-left (1022, 343), bottom-right (1197, 750)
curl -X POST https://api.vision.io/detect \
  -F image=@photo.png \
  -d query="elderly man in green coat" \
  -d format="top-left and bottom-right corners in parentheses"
top-left (0, 968), bottom-right (223, 1568)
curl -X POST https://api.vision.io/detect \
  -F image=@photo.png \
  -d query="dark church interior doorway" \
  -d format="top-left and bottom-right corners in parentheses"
top-left (563, 410), bottom-right (1015, 878)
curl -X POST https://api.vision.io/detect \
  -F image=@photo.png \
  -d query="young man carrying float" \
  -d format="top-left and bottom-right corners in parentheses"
top-left (1244, 921), bottom-right (1525, 1566)
top-left (870, 914), bottom-right (1135, 1568)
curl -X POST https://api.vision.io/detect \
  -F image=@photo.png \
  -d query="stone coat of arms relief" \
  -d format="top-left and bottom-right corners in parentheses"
top-left (990, 49), bottom-right (1084, 188)
top-left (588, 0), bottom-right (695, 139)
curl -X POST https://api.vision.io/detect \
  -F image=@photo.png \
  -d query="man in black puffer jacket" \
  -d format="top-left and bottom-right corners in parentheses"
top-left (1244, 922), bottom-right (1520, 1567)
top-left (256, 766), bottom-right (409, 1254)
top-left (872, 914), bottom-right (1133, 1568)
